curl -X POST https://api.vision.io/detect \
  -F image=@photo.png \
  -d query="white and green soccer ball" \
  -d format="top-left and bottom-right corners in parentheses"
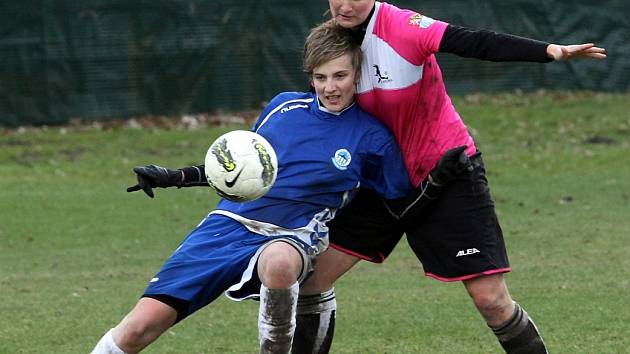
top-left (204, 130), bottom-right (278, 202)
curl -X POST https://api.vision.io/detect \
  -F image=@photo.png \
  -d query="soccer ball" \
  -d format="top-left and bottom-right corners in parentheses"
top-left (204, 130), bottom-right (278, 202)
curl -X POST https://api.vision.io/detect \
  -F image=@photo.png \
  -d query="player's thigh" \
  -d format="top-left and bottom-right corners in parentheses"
top-left (328, 188), bottom-right (404, 263)
top-left (300, 247), bottom-right (360, 294)
top-left (405, 154), bottom-right (509, 280)
top-left (144, 215), bottom-right (268, 317)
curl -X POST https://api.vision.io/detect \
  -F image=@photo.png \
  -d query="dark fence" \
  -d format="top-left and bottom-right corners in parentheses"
top-left (1, 0), bottom-right (628, 127)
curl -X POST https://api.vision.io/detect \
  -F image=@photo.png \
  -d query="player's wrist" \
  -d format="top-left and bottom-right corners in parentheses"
top-left (546, 44), bottom-right (560, 60)
top-left (179, 165), bottom-right (208, 187)
top-left (175, 170), bottom-right (185, 187)
top-left (428, 173), bottom-right (443, 187)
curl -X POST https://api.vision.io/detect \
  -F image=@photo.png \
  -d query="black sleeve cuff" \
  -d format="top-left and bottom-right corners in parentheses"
top-left (179, 165), bottom-right (208, 187)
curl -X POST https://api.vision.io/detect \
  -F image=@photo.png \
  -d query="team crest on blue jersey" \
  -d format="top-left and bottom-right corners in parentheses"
top-left (332, 149), bottom-right (351, 170)
top-left (408, 13), bottom-right (435, 29)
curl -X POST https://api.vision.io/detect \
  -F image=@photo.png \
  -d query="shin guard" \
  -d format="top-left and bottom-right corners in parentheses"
top-left (259, 282), bottom-right (299, 354)
top-left (491, 302), bottom-right (548, 354)
top-left (292, 288), bottom-right (336, 354)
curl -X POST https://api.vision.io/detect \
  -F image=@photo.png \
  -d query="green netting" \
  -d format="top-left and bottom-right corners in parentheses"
top-left (1, 0), bottom-right (628, 127)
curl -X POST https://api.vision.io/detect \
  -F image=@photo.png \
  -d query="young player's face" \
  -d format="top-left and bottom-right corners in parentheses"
top-left (311, 53), bottom-right (357, 112)
top-left (329, 0), bottom-right (375, 28)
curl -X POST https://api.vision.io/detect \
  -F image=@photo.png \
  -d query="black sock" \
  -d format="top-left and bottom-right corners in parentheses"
top-left (490, 302), bottom-right (548, 354)
top-left (292, 289), bottom-right (336, 354)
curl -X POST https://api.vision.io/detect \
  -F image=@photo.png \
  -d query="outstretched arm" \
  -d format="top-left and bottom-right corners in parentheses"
top-left (439, 25), bottom-right (606, 62)
top-left (127, 164), bottom-right (208, 198)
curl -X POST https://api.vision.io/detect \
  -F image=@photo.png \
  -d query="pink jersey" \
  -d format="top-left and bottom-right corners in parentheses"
top-left (356, 1), bottom-right (476, 186)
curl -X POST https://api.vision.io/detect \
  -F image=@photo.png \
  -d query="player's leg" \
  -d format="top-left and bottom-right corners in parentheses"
top-left (257, 241), bottom-right (304, 354)
top-left (91, 328), bottom-right (126, 354)
top-left (91, 298), bottom-right (177, 354)
top-left (292, 188), bottom-right (404, 354)
top-left (463, 274), bottom-right (547, 353)
top-left (292, 247), bottom-right (359, 354)
top-left (299, 247), bottom-right (360, 295)
top-left (92, 214), bottom-right (266, 354)
top-left (462, 273), bottom-right (515, 326)
top-left (405, 152), bottom-right (548, 353)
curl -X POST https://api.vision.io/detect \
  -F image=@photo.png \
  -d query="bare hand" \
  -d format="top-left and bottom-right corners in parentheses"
top-left (547, 43), bottom-right (607, 61)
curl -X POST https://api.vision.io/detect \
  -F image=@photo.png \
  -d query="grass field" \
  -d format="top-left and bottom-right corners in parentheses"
top-left (1, 91), bottom-right (629, 353)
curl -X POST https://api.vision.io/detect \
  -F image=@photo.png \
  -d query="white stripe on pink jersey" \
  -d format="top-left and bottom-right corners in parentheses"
top-left (356, 1), bottom-right (476, 186)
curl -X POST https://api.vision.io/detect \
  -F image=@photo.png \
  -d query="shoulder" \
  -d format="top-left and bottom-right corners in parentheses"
top-left (255, 92), bottom-right (315, 130)
top-left (377, 2), bottom-right (422, 26)
top-left (368, 2), bottom-right (447, 61)
top-left (375, 2), bottom-right (447, 37)
top-left (267, 92), bottom-right (314, 107)
top-left (262, 91), bottom-right (315, 116)
top-left (378, 1), bottom-right (414, 19)
top-left (352, 106), bottom-right (385, 128)
top-left (348, 105), bottom-right (395, 143)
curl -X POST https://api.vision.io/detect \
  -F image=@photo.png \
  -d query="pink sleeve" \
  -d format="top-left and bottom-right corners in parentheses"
top-left (375, 4), bottom-right (448, 65)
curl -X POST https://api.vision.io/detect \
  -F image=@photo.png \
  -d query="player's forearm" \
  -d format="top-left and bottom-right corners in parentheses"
top-left (179, 165), bottom-right (209, 187)
top-left (439, 24), bottom-right (553, 63)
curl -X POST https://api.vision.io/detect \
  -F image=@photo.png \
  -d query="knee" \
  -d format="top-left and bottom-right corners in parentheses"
top-left (471, 290), bottom-right (511, 315)
top-left (259, 243), bottom-right (302, 289)
top-left (464, 275), bottom-right (514, 324)
top-left (261, 258), bottom-right (300, 288)
top-left (113, 298), bottom-right (177, 353)
top-left (472, 291), bottom-right (515, 327)
top-left (114, 318), bottom-right (156, 353)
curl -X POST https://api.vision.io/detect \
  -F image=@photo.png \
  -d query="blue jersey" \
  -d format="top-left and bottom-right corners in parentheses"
top-left (144, 92), bottom-right (412, 308)
top-left (211, 91), bottom-right (412, 255)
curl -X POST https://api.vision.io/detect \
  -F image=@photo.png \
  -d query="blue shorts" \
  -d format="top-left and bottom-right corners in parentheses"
top-left (143, 214), bottom-right (307, 320)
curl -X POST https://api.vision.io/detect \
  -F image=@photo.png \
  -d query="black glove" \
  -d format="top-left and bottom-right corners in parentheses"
top-left (126, 165), bottom-right (183, 198)
top-left (428, 145), bottom-right (473, 186)
top-left (384, 145), bottom-right (473, 220)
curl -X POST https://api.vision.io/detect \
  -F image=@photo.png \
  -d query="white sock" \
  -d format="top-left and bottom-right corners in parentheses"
top-left (90, 329), bottom-right (127, 354)
top-left (258, 282), bottom-right (299, 354)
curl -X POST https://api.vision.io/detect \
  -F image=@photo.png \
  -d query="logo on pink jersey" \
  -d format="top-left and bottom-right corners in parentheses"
top-left (408, 13), bottom-right (435, 29)
top-left (373, 64), bottom-right (392, 84)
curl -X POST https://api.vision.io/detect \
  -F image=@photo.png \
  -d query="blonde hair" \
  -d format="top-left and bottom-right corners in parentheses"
top-left (303, 20), bottom-right (362, 78)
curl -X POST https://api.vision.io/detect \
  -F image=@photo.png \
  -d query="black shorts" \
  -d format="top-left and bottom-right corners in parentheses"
top-left (328, 153), bottom-right (510, 281)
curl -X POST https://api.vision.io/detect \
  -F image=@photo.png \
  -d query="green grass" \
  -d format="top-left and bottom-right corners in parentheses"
top-left (1, 92), bottom-right (629, 353)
